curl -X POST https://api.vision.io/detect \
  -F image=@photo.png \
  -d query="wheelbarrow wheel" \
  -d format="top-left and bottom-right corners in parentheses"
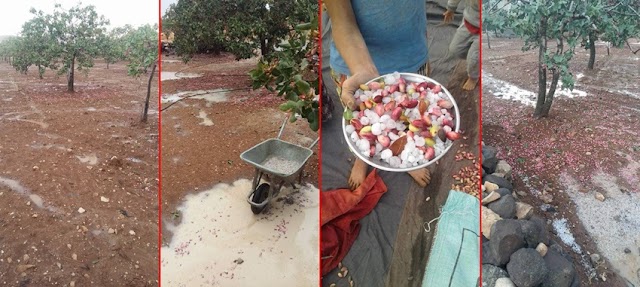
top-left (251, 183), bottom-right (270, 214)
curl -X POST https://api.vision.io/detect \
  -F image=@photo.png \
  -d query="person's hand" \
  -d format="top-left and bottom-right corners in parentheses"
top-left (340, 70), bottom-right (379, 110)
top-left (443, 9), bottom-right (455, 24)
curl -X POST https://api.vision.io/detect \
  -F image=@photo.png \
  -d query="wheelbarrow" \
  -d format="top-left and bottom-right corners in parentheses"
top-left (240, 115), bottom-right (319, 214)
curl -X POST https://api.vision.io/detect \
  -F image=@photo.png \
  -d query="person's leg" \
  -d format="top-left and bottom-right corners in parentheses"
top-left (449, 23), bottom-right (472, 60)
top-left (463, 35), bottom-right (479, 90)
top-left (331, 70), bottom-right (368, 190)
top-left (406, 62), bottom-right (433, 188)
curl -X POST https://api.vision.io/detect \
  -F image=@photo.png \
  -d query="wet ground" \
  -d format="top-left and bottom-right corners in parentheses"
top-left (160, 53), bottom-right (319, 285)
top-left (161, 180), bottom-right (318, 286)
top-left (0, 60), bottom-right (158, 286)
top-left (482, 37), bottom-right (640, 286)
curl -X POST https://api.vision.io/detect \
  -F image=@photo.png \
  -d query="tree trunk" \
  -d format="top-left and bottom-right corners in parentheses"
top-left (487, 31), bottom-right (492, 49)
top-left (107, 62), bottom-right (110, 69)
top-left (38, 65), bottom-right (43, 79)
top-left (541, 68), bottom-right (560, 116)
top-left (260, 37), bottom-right (268, 57)
top-left (534, 33), bottom-right (547, 118)
top-left (68, 53), bottom-right (76, 93)
top-left (141, 61), bottom-right (157, 123)
top-left (587, 33), bottom-right (596, 70)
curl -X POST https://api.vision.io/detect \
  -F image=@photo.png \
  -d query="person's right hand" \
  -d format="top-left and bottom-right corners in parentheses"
top-left (443, 9), bottom-right (455, 24)
top-left (340, 71), bottom-right (379, 110)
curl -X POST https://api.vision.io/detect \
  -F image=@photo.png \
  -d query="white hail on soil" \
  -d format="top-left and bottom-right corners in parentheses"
top-left (482, 71), bottom-right (587, 107)
top-left (161, 179), bottom-right (318, 286)
top-left (551, 218), bottom-right (582, 253)
top-left (261, 156), bottom-right (299, 176)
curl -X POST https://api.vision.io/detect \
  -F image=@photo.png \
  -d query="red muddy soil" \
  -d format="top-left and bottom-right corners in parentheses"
top-left (0, 60), bottom-right (159, 286)
top-left (482, 37), bottom-right (640, 286)
top-left (160, 53), bottom-right (319, 243)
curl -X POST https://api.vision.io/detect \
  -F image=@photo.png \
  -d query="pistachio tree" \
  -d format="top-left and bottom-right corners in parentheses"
top-left (122, 24), bottom-right (159, 122)
top-left (490, 0), bottom-right (593, 117)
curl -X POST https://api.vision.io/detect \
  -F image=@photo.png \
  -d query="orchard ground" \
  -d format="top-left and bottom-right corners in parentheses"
top-left (483, 37), bottom-right (640, 286)
top-left (0, 61), bottom-right (159, 286)
top-left (160, 54), bottom-right (319, 285)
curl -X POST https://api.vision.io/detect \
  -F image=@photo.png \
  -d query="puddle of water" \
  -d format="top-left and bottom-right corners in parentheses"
top-left (161, 179), bottom-right (318, 286)
top-left (197, 110), bottom-right (214, 126)
top-left (126, 157), bottom-right (145, 164)
top-left (29, 194), bottom-right (44, 208)
top-left (560, 171), bottom-right (640, 285)
top-left (0, 176), bottom-right (58, 212)
top-left (161, 89), bottom-right (230, 107)
top-left (483, 71), bottom-right (587, 106)
top-left (30, 143), bottom-right (70, 152)
top-left (161, 72), bottom-right (202, 81)
top-left (76, 154), bottom-right (98, 165)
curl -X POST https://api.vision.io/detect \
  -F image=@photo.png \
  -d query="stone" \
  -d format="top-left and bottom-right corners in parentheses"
top-left (507, 248), bottom-right (549, 287)
top-left (16, 264), bottom-right (36, 273)
top-left (540, 191), bottom-right (553, 204)
top-left (515, 202), bottom-right (533, 220)
top-left (129, 230), bottom-right (136, 236)
top-left (529, 216), bottom-right (550, 246)
top-left (488, 195), bottom-right (517, 219)
top-left (485, 181), bottom-right (500, 193)
top-left (483, 241), bottom-right (501, 266)
top-left (484, 174), bottom-right (513, 191)
top-left (520, 218), bottom-right (547, 248)
top-left (590, 253), bottom-right (602, 265)
top-left (490, 219), bottom-right (526, 266)
top-left (624, 248), bottom-right (631, 254)
top-left (482, 208), bottom-right (502, 239)
top-left (495, 277), bottom-right (516, 287)
top-left (495, 160), bottom-right (512, 179)
top-left (483, 191), bottom-right (501, 205)
top-left (77, 207), bottom-right (86, 214)
top-left (483, 146), bottom-right (499, 174)
top-left (536, 243), bottom-right (548, 257)
top-left (108, 228), bottom-right (116, 234)
top-left (541, 249), bottom-right (576, 287)
top-left (482, 264), bottom-right (508, 287)
top-left (594, 192), bottom-right (605, 202)
top-left (100, 196), bottom-right (110, 203)
top-left (496, 188), bottom-right (512, 197)
top-left (540, 204), bottom-right (556, 213)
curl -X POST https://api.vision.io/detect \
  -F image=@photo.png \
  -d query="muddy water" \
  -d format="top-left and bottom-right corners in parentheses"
top-left (196, 110), bottom-right (214, 126)
top-left (162, 89), bottom-right (230, 106)
top-left (0, 176), bottom-right (57, 212)
top-left (161, 72), bottom-right (202, 81)
top-left (76, 153), bottom-right (98, 165)
top-left (161, 179), bottom-right (319, 286)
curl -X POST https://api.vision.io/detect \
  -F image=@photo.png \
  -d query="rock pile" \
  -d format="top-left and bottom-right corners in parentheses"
top-left (481, 145), bottom-right (579, 287)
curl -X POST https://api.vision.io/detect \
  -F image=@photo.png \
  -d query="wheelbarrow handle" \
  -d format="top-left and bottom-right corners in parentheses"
top-left (277, 114), bottom-right (319, 149)
top-left (277, 115), bottom-right (289, 139)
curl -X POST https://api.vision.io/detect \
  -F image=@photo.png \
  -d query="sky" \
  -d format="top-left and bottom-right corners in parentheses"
top-left (162, 0), bottom-right (178, 17)
top-left (0, 0), bottom-right (159, 36)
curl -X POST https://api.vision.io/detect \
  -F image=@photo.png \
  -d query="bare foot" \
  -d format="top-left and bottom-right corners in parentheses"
top-left (462, 77), bottom-right (478, 91)
top-left (408, 168), bottom-right (431, 188)
top-left (426, 62), bottom-right (432, 77)
top-left (348, 158), bottom-right (368, 190)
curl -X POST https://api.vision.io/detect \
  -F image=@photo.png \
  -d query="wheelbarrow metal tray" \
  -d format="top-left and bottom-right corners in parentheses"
top-left (240, 138), bottom-right (313, 178)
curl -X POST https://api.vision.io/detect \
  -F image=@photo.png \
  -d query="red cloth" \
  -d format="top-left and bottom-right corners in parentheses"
top-left (320, 170), bottom-right (388, 276)
top-left (464, 19), bottom-right (480, 35)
